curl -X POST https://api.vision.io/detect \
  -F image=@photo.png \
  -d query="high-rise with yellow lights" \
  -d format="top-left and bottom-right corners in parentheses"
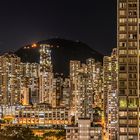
top-left (0, 53), bottom-right (21, 105)
top-left (20, 63), bottom-right (39, 105)
top-left (70, 59), bottom-right (103, 123)
top-left (117, 0), bottom-right (139, 139)
top-left (103, 48), bottom-right (118, 140)
top-left (39, 44), bottom-right (53, 104)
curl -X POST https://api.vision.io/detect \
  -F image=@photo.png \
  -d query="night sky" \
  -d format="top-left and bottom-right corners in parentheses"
top-left (0, 0), bottom-right (116, 55)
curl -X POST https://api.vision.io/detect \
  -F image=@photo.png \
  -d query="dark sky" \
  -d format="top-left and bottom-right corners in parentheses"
top-left (0, 0), bottom-right (116, 55)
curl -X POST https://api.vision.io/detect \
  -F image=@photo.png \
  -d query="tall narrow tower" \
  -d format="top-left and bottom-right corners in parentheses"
top-left (103, 48), bottom-right (118, 140)
top-left (117, 0), bottom-right (139, 139)
top-left (39, 44), bottom-right (53, 104)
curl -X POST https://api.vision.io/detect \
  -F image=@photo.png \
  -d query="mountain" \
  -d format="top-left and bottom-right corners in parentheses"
top-left (15, 38), bottom-right (103, 77)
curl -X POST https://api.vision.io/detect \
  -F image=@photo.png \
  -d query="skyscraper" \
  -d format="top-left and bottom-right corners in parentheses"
top-left (0, 53), bottom-right (21, 105)
top-left (39, 44), bottom-right (53, 104)
top-left (103, 48), bottom-right (118, 140)
top-left (117, 0), bottom-right (139, 139)
top-left (70, 59), bottom-right (103, 123)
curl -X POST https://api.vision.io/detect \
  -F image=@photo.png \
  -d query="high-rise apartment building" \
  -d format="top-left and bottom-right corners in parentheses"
top-left (117, 0), bottom-right (139, 139)
top-left (20, 63), bottom-right (39, 105)
top-left (0, 53), bottom-right (21, 105)
top-left (66, 119), bottom-right (102, 140)
top-left (61, 78), bottom-right (71, 108)
top-left (103, 48), bottom-right (118, 140)
top-left (70, 59), bottom-right (103, 123)
top-left (51, 74), bottom-right (63, 107)
top-left (39, 44), bottom-right (53, 104)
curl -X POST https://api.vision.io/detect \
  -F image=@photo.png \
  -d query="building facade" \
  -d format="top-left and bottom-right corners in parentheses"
top-left (103, 48), bottom-right (118, 140)
top-left (117, 0), bottom-right (139, 139)
top-left (0, 53), bottom-right (21, 105)
top-left (0, 105), bottom-right (70, 127)
top-left (39, 44), bottom-right (54, 104)
top-left (70, 59), bottom-right (103, 123)
top-left (66, 119), bottom-right (102, 140)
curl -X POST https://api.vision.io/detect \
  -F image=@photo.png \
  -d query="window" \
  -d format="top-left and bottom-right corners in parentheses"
top-left (119, 111), bottom-right (127, 117)
top-left (128, 26), bottom-right (137, 31)
top-left (120, 127), bottom-right (127, 133)
top-left (128, 112), bottom-right (137, 117)
top-left (129, 90), bottom-right (137, 96)
top-left (128, 120), bottom-right (137, 125)
top-left (128, 58), bottom-right (137, 63)
top-left (120, 10), bottom-right (126, 16)
top-left (119, 26), bottom-right (126, 31)
top-left (119, 42), bottom-right (126, 47)
top-left (128, 18), bottom-right (137, 23)
top-left (120, 3), bottom-right (126, 8)
top-left (119, 50), bottom-right (127, 55)
top-left (119, 34), bottom-right (127, 40)
top-left (119, 18), bottom-right (127, 23)
top-left (129, 10), bottom-right (137, 16)
top-left (128, 50), bottom-right (137, 55)
top-left (119, 58), bottom-right (127, 63)
top-left (129, 34), bottom-right (137, 39)
top-left (128, 128), bottom-right (137, 133)
top-left (119, 89), bottom-right (126, 95)
top-left (128, 42), bottom-right (137, 48)
top-left (119, 73), bottom-right (127, 79)
top-left (120, 66), bottom-right (126, 71)
top-left (119, 97), bottom-right (127, 108)
top-left (120, 136), bottom-right (127, 140)
top-left (128, 3), bottom-right (137, 8)
top-left (128, 98), bottom-right (137, 108)
top-left (120, 119), bottom-right (127, 124)
top-left (119, 81), bottom-right (125, 87)
top-left (128, 65), bottom-right (137, 71)
top-left (129, 74), bottom-right (136, 79)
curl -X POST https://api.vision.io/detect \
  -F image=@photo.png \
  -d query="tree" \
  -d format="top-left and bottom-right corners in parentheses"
top-left (0, 126), bottom-right (39, 140)
top-left (43, 129), bottom-right (66, 140)
top-left (55, 130), bottom-right (66, 140)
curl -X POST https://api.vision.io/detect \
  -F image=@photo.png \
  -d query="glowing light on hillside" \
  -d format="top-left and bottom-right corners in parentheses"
top-left (32, 44), bottom-right (37, 48)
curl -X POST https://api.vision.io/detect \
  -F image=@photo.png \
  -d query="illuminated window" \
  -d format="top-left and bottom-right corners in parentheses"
top-left (119, 50), bottom-right (127, 55)
top-left (128, 3), bottom-right (137, 8)
top-left (119, 34), bottom-right (127, 40)
top-left (119, 10), bottom-right (126, 16)
top-left (128, 34), bottom-right (137, 40)
top-left (120, 3), bottom-right (126, 8)
top-left (128, 42), bottom-right (137, 47)
top-left (120, 119), bottom-right (127, 124)
top-left (119, 18), bottom-right (127, 23)
top-left (119, 26), bottom-right (126, 31)
top-left (128, 98), bottom-right (137, 108)
top-left (119, 42), bottom-right (126, 47)
top-left (119, 97), bottom-right (127, 108)
top-left (128, 26), bottom-right (137, 31)
top-left (128, 18), bottom-right (137, 23)
top-left (120, 136), bottom-right (127, 140)
top-left (128, 128), bottom-right (137, 133)
top-left (119, 111), bottom-right (127, 117)
top-left (119, 58), bottom-right (127, 63)
top-left (128, 58), bottom-right (137, 63)
top-left (120, 127), bottom-right (127, 133)
top-left (119, 73), bottom-right (127, 79)
top-left (129, 10), bottom-right (137, 16)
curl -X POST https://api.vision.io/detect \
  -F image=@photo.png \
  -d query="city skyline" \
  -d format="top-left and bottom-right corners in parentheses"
top-left (1, 0), bottom-right (139, 140)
